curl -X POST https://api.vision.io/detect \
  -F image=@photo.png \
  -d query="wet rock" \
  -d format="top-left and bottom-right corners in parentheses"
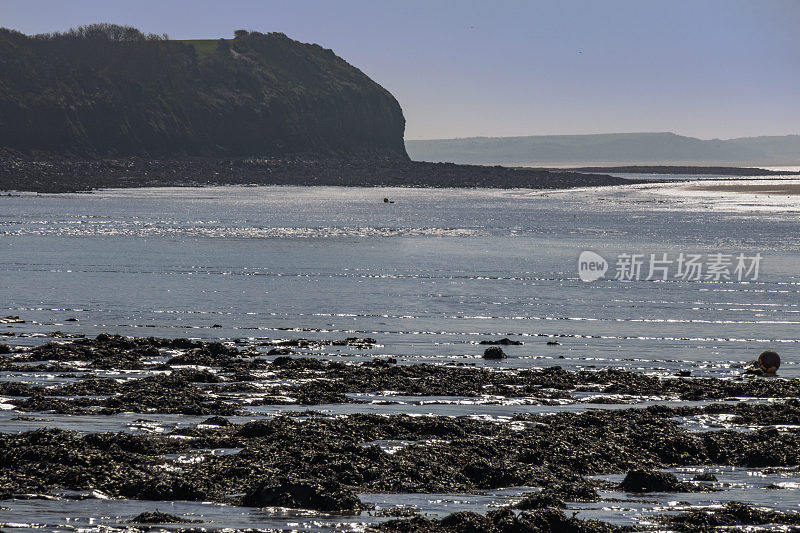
top-left (618, 470), bottom-right (695, 493)
top-left (703, 426), bottom-right (800, 467)
top-left (439, 511), bottom-right (493, 532)
top-left (365, 357), bottom-right (397, 367)
top-left (48, 331), bottom-right (85, 339)
top-left (333, 337), bottom-right (378, 348)
top-left (692, 472), bottom-right (718, 482)
top-left (515, 480), bottom-right (600, 509)
top-left (374, 505), bottom-right (420, 517)
top-left (128, 511), bottom-right (195, 523)
top-left (758, 350), bottom-right (781, 376)
top-left (0, 345), bottom-right (11, 354)
top-left (514, 491), bottom-right (565, 509)
top-left (0, 381), bottom-right (37, 396)
top-left (242, 477), bottom-right (363, 514)
top-left (479, 338), bottom-right (522, 346)
top-left (270, 356), bottom-right (327, 369)
top-left (165, 342), bottom-right (241, 366)
top-left (201, 416), bottom-right (232, 426)
top-left (482, 347), bottom-right (507, 359)
top-left (546, 340), bottom-right (561, 346)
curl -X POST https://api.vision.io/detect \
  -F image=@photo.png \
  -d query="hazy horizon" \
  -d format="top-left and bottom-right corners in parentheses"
top-left (404, 131), bottom-right (800, 142)
top-left (2, 0), bottom-right (798, 140)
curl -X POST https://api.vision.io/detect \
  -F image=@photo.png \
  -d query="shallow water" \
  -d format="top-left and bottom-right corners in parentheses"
top-left (0, 487), bottom-right (532, 532)
top-left (2, 178), bottom-right (799, 378)
top-left (2, 175), bottom-right (800, 530)
top-left (579, 466), bottom-right (800, 527)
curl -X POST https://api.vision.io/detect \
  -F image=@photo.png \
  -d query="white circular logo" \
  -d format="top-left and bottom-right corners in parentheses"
top-left (578, 251), bottom-right (608, 282)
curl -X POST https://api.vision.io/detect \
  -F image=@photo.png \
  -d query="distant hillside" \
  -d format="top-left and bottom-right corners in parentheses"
top-left (0, 24), bottom-right (407, 159)
top-left (406, 132), bottom-right (800, 166)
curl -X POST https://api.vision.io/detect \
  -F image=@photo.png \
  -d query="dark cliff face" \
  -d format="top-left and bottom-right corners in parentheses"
top-left (0, 25), bottom-right (407, 159)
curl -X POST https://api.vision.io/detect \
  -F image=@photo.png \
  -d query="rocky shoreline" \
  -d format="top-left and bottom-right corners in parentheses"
top-left (0, 154), bottom-right (635, 193)
top-left (2, 335), bottom-right (800, 531)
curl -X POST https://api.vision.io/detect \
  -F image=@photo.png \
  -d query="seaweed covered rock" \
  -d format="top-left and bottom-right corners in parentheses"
top-left (618, 470), bottom-right (693, 493)
top-left (379, 507), bottom-right (620, 532)
top-left (482, 347), bottom-right (507, 360)
top-left (128, 511), bottom-right (194, 524)
top-left (515, 479), bottom-right (600, 509)
top-left (657, 501), bottom-right (800, 532)
top-left (242, 477), bottom-right (363, 514)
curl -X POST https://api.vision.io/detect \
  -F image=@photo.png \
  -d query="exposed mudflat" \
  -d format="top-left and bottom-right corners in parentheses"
top-left (2, 335), bottom-right (800, 531)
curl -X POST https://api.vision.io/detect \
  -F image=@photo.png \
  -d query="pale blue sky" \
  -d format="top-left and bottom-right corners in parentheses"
top-left (2, 0), bottom-right (798, 139)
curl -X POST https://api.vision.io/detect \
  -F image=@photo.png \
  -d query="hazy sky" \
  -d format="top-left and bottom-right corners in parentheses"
top-left (2, 0), bottom-right (798, 140)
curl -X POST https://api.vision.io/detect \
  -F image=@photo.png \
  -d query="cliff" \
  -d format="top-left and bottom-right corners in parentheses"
top-left (0, 24), bottom-right (407, 159)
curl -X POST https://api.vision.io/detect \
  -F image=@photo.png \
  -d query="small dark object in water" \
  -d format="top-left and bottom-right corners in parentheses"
top-left (482, 347), bottom-right (507, 359)
top-left (693, 472), bottom-right (718, 482)
top-left (758, 350), bottom-right (780, 376)
top-left (366, 357), bottom-right (397, 367)
top-left (675, 370), bottom-right (691, 377)
top-left (383, 197), bottom-right (394, 203)
top-left (546, 340), bottom-right (560, 346)
top-left (479, 338), bottom-right (522, 346)
top-left (211, 323), bottom-right (222, 328)
top-left (66, 317), bottom-right (78, 322)
top-left (128, 511), bottom-right (193, 523)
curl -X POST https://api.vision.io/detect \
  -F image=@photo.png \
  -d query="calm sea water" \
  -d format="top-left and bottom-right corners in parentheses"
top-left (2, 177), bottom-right (800, 378)
top-left (2, 175), bottom-right (800, 530)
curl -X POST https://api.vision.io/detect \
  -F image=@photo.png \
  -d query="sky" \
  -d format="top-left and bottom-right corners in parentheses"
top-left (1, 0), bottom-right (798, 140)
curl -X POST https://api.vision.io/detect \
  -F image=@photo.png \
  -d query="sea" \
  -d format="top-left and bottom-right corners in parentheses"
top-left (1, 169), bottom-right (800, 530)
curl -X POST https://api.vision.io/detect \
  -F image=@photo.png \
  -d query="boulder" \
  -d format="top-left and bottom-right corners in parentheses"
top-left (618, 470), bottom-right (690, 493)
top-left (482, 347), bottom-right (507, 360)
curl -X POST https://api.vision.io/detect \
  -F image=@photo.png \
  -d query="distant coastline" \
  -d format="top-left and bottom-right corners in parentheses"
top-left (406, 132), bottom-right (800, 167)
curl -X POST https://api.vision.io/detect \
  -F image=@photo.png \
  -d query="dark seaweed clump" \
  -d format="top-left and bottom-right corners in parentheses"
top-left (5, 335), bottom-right (800, 418)
top-left (656, 501), bottom-right (800, 532)
top-left (128, 511), bottom-right (197, 524)
top-left (378, 508), bottom-right (619, 532)
top-left (3, 334), bottom-right (800, 531)
top-left (617, 469), bottom-right (711, 493)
